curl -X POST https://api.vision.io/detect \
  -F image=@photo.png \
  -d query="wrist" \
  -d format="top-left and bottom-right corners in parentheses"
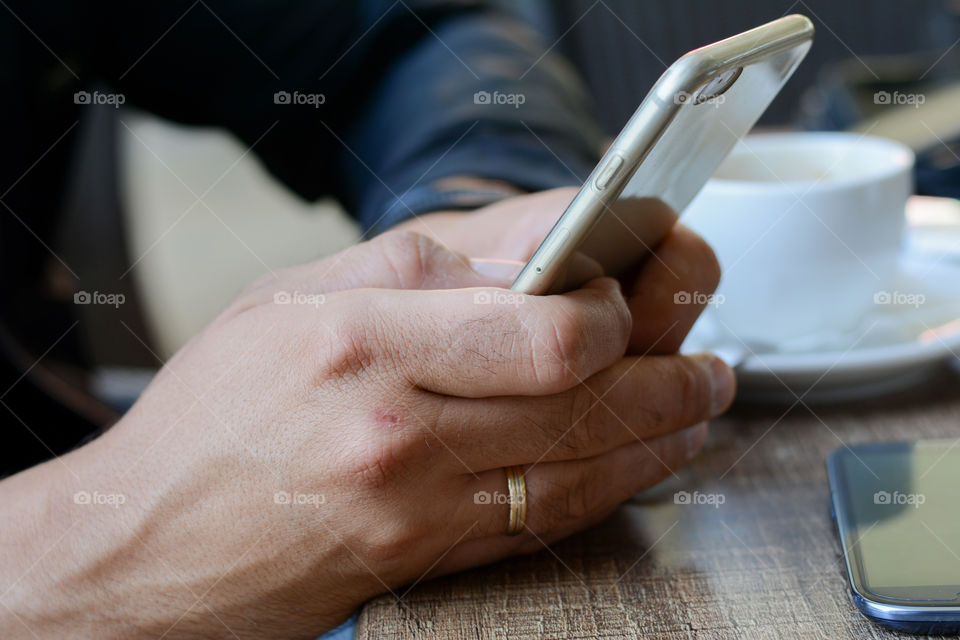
top-left (0, 441), bottom-right (124, 638)
top-left (428, 175), bottom-right (524, 195)
top-left (0, 427), bottom-right (193, 639)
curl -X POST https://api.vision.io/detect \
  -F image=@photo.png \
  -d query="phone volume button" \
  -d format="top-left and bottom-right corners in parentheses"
top-left (546, 227), bottom-right (570, 251)
top-left (594, 154), bottom-right (625, 191)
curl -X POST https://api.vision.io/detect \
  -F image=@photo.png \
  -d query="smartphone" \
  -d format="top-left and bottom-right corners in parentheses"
top-left (827, 440), bottom-right (960, 634)
top-left (511, 15), bottom-right (814, 294)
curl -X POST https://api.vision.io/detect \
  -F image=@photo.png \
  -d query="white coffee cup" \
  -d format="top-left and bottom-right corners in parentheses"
top-left (682, 132), bottom-right (914, 346)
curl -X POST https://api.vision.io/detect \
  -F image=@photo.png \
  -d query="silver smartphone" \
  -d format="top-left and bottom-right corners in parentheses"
top-left (511, 15), bottom-right (815, 295)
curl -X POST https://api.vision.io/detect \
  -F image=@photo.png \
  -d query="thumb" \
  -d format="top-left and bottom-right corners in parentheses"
top-left (469, 259), bottom-right (523, 287)
top-left (321, 231), bottom-right (522, 290)
top-left (228, 232), bottom-right (525, 316)
top-left (341, 232), bottom-right (519, 289)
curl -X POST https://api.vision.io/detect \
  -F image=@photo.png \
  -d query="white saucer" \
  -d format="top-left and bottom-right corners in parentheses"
top-left (683, 196), bottom-right (960, 403)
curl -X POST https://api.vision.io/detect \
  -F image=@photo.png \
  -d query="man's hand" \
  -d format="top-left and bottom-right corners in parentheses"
top-left (0, 231), bottom-right (733, 640)
top-left (394, 186), bottom-right (723, 353)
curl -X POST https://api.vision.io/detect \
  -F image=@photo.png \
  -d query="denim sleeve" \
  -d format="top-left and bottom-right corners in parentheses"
top-left (337, 7), bottom-right (605, 234)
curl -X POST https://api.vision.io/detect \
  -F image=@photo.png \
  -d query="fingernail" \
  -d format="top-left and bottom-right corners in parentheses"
top-left (698, 354), bottom-right (736, 414)
top-left (470, 258), bottom-right (523, 282)
top-left (686, 422), bottom-right (709, 460)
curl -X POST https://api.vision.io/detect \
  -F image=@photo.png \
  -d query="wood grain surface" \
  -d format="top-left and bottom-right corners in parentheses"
top-left (357, 365), bottom-right (960, 639)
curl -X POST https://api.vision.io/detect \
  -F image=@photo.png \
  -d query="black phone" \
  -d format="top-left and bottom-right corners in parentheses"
top-left (828, 440), bottom-right (960, 634)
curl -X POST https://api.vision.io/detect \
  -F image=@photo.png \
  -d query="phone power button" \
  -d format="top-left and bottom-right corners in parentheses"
top-left (594, 154), bottom-right (624, 191)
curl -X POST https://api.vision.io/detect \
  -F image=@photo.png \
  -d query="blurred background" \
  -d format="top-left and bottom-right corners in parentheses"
top-left (549, 0), bottom-right (960, 130)
top-left (11, 0), bottom-right (960, 467)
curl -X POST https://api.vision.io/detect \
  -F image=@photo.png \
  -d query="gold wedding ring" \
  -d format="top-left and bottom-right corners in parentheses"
top-left (505, 465), bottom-right (527, 535)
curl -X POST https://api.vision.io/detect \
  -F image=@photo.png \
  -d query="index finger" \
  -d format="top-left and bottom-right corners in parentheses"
top-left (370, 277), bottom-right (632, 398)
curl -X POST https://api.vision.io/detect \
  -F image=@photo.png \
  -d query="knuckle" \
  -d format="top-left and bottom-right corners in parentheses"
top-left (316, 313), bottom-right (377, 383)
top-left (517, 392), bottom-right (588, 461)
top-left (357, 531), bottom-right (403, 568)
top-left (555, 477), bottom-right (594, 524)
top-left (559, 386), bottom-right (608, 456)
top-left (530, 313), bottom-right (588, 392)
top-left (371, 230), bottom-right (440, 289)
top-left (523, 413), bottom-right (567, 458)
top-left (601, 285), bottom-right (633, 348)
top-left (535, 483), bottom-right (570, 530)
top-left (342, 399), bottom-right (439, 492)
top-left (356, 515), bottom-right (426, 572)
top-left (218, 269), bottom-right (294, 320)
top-left (343, 435), bottom-right (409, 492)
top-left (561, 484), bottom-right (594, 523)
top-left (535, 474), bottom-right (593, 531)
top-left (668, 358), bottom-right (710, 426)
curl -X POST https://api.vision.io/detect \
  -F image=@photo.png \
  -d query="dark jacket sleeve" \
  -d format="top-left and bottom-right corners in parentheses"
top-left (334, 6), bottom-right (606, 232)
top-left (20, 0), bottom-right (604, 233)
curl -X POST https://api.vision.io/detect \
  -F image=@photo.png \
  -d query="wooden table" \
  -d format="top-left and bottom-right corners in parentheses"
top-left (357, 365), bottom-right (960, 639)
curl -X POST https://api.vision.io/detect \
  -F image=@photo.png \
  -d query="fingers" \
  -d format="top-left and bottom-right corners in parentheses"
top-left (225, 231), bottom-right (516, 318)
top-left (372, 276), bottom-right (632, 397)
top-left (457, 423), bottom-right (707, 541)
top-left (625, 224), bottom-right (721, 354)
top-left (502, 188), bottom-right (578, 261)
top-left (576, 197), bottom-right (679, 280)
top-left (435, 353), bottom-right (734, 470)
top-left (389, 187), bottom-right (578, 262)
top-left (468, 258), bottom-right (523, 282)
